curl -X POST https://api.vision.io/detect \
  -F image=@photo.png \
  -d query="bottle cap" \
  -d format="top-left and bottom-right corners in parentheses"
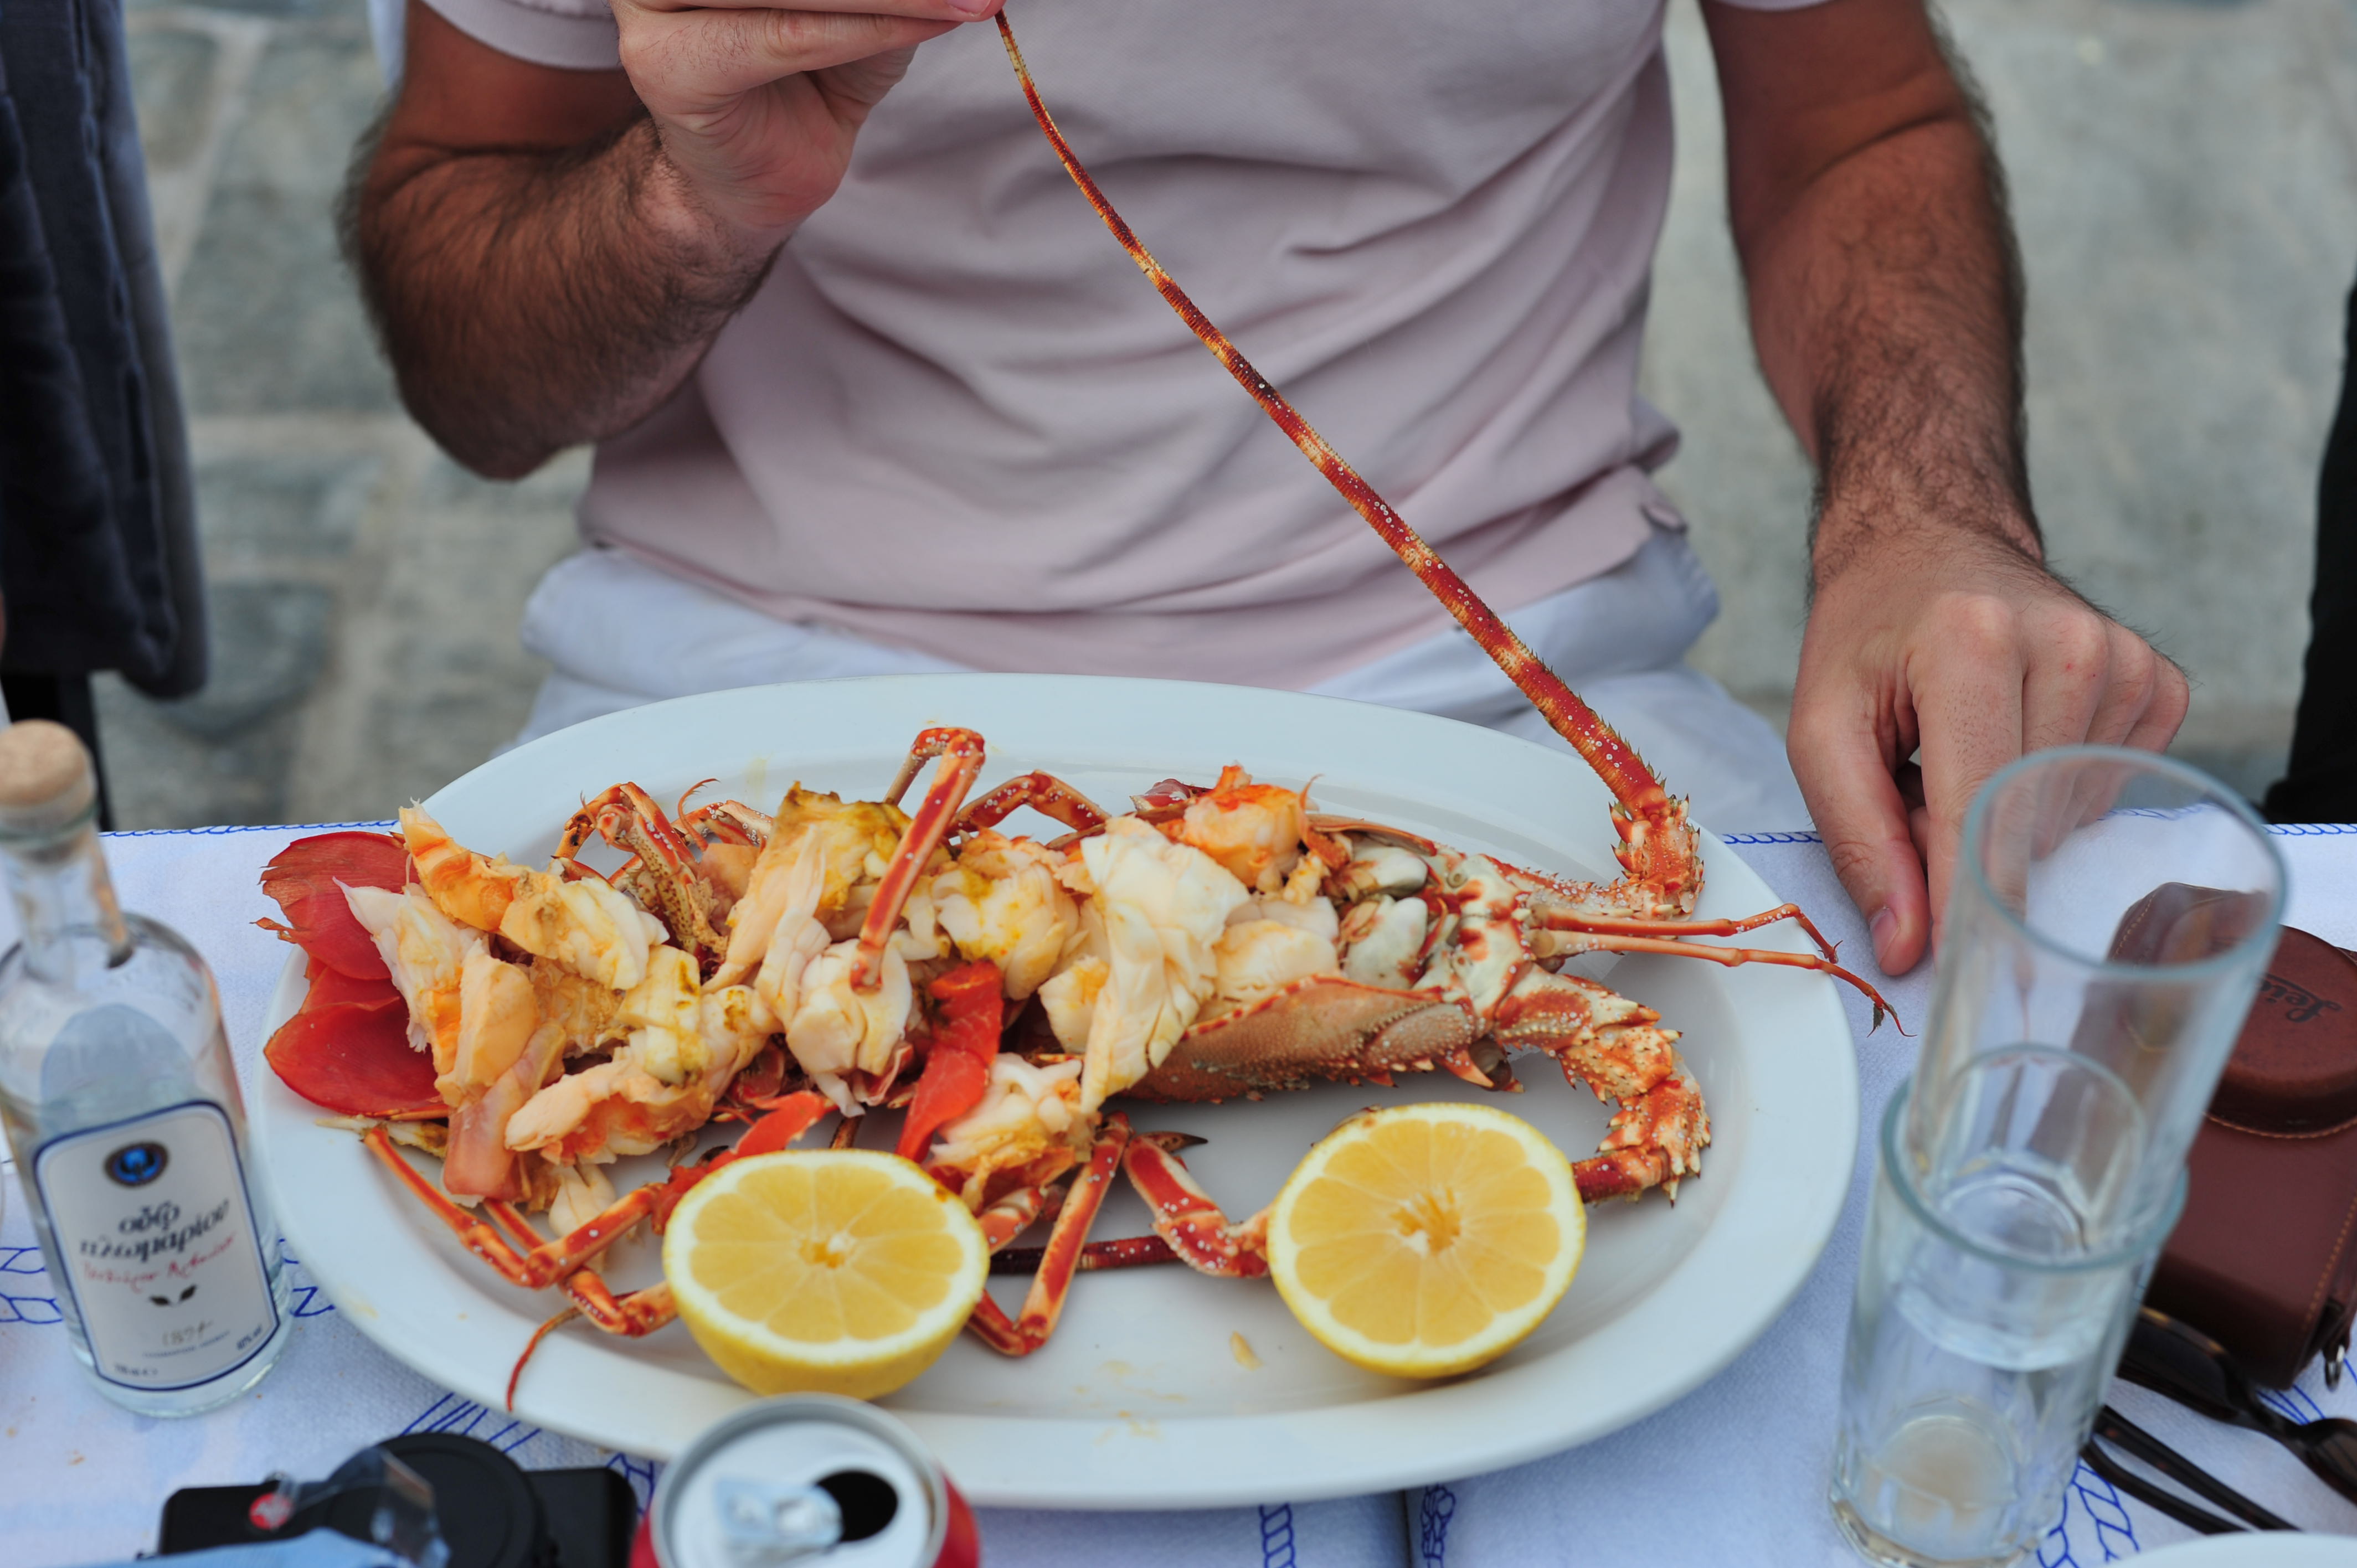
top-left (0, 720), bottom-right (97, 836)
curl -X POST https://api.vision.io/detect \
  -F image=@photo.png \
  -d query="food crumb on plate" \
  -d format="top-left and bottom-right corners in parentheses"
top-left (1230, 1331), bottom-right (1262, 1370)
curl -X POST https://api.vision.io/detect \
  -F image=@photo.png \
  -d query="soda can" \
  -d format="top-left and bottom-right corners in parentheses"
top-left (634, 1395), bottom-right (980, 1568)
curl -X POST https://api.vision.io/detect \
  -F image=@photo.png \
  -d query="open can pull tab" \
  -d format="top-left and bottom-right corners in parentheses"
top-left (716, 1477), bottom-right (843, 1564)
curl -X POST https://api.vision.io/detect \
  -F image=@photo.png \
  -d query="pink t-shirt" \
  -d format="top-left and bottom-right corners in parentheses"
top-left (425, 0), bottom-right (1821, 688)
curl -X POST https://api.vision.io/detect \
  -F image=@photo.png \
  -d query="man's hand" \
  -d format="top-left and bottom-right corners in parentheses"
top-left (1705, 0), bottom-right (2188, 974)
top-left (352, 0), bottom-right (997, 478)
top-left (1790, 523), bottom-right (2187, 976)
top-left (613, 0), bottom-right (992, 253)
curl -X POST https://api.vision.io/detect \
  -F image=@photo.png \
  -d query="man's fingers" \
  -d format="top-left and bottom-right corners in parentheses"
top-left (1897, 760), bottom-right (1931, 864)
top-left (1789, 704), bottom-right (1931, 976)
top-left (2121, 649), bottom-right (2191, 756)
top-left (625, 8), bottom-right (963, 101)
top-left (1911, 597), bottom-right (2028, 954)
top-left (2018, 610), bottom-right (2138, 844)
top-left (2017, 605), bottom-right (2111, 756)
top-left (2084, 625), bottom-right (2159, 749)
top-left (627, 0), bottom-right (994, 19)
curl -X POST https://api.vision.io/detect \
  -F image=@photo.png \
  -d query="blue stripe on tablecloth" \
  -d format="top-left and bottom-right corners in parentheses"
top-left (103, 821), bottom-right (398, 838)
top-left (402, 1391), bottom-right (543, 1453)
top-left (1721, 824), bottom-right (2357, 845)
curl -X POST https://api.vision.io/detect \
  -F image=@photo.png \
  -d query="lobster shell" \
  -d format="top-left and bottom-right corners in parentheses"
top-left (1130, 976), bottom-right (1479, 1102)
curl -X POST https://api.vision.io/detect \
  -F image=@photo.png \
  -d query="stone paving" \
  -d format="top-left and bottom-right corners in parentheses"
top-left (100, 0), bottom-right (582, 829)
top-left (91, 0), bottom-right (2357, 827)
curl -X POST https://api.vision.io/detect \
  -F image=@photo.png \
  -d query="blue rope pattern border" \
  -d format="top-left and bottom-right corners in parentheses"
top-left (1721, 824), bottom-right (2357, 846)
top-left (1257, 1504), bottom-right (1296, 1568)
top-left (1417, 1486), bottom-right (1458, 1566)
top-left (103, 820), bottom-right (398, 839)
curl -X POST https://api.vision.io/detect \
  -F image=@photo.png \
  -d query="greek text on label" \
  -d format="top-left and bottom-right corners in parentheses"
top-left (79, 1196), bottom-right (235, 1267)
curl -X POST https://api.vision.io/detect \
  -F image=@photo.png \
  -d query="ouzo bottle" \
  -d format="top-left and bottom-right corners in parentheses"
top-left (0, 720), bottom-right (289, 1413)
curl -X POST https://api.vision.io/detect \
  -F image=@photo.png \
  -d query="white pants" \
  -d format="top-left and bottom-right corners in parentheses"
top-left (515, 528), bottom-right (1808, 831)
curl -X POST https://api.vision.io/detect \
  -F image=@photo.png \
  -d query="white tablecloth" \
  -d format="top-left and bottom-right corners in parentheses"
top-left (6, 823), bottom-right (2356, 1566)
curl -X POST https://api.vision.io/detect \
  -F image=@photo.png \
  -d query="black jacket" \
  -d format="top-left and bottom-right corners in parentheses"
top-left (0, 0), bottom-right (203, 697)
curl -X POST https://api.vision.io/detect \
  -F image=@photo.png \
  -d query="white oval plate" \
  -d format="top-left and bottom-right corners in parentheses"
top-left (254, 673), bottom-right (1859, 1509)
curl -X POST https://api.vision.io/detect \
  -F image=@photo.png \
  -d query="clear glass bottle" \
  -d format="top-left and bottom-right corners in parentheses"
top-left (0, 720), bottom-right (290, 1414)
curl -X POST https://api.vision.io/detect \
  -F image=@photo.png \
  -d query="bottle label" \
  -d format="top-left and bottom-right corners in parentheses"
top-left (32, 1100), bottom-right (280, 1391)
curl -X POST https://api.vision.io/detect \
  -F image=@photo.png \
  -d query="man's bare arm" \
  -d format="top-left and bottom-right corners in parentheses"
top-left (347, 0), bottom-right (990, 479)
top-left (1704, 0), bottom-right (2187, 975)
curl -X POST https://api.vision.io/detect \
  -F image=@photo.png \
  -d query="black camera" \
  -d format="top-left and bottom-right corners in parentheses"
top-left (157, 1432), bottom-right (635, 1568)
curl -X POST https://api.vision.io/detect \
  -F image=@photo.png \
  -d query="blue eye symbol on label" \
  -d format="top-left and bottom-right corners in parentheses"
top-left (105, 1141), bottom-right (168, 1187)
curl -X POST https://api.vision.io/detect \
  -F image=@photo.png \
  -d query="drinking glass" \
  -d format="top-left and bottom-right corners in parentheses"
top-left (1829, 747), bottom-right (2284, 1568)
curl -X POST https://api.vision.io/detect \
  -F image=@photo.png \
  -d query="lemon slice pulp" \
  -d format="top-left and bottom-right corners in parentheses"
top-left (662, 1150), bottom-right (987, 1399)
top-left (1268, 1102), bottom-right (1586, 1378)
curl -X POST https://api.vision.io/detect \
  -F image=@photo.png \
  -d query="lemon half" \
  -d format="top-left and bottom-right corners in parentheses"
top-left (1268, 1103), bottom-right (1586, 1378)
top-left (662, 1150), bottom-right (988, 1399)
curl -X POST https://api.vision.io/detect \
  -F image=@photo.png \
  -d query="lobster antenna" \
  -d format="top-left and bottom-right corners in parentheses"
top-left (992, 12), bottom-right (1668, 817)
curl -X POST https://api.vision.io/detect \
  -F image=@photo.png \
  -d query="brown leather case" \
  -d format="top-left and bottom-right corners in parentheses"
top-left (2144, 926), bottom-right (2357, 1388)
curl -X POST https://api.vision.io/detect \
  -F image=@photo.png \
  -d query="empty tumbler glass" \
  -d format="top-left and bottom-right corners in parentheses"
top-left (1830, 747), bottom-right (2283, 1567)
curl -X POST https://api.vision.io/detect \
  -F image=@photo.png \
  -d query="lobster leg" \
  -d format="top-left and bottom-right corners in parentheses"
top-left (506, 1281), bottom-right (681, 1407)
top-left (990, 1234), bottom-right (1180, 1275)
top-left (954, 771), bottom-right (1108, 837)
top-left (495, 1193), bottom-right (680, 1408)
top-left (974, 1179), bottom-right (1062, 1252)
top-left (557, 782), bottom-right (694, 874)
top-left (1528, 924), bottom-right (1898, 1032)
top-left (854, 728), bottom-right (989, 989)
top-left (362, 1124), bottom-right (663, 1288)
top-left (981, 1132), bottom-right (1197, 1273)
top-left (364, 1126), bottom-right (683, 1406)
top-left (965, 1116), bottom-right (1132, 1356)
top-left (1521, 899), bottom-right (1840, 958)
top-left (673, 779), bottom-right (774, 849)
top-left (494, 1094), bottom-right (836, 1404)
top-left (1118, 1136), bottom-right (1271, 1280)
top-left (553, 786), bottom-right (616, 863)
top-left (555, 782), bottom-right (728, 963)
top-left (681, 800), bottom-right (773, 848)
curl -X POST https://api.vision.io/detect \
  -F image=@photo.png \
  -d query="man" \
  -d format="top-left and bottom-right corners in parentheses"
top-left (2267, 263), bottom-right (2357, 823)
top-left (348, 0), bottom-right (2184, 976)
